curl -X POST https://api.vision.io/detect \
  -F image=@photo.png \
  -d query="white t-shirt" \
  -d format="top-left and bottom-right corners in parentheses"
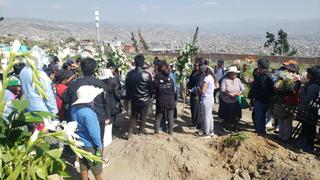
top-left (203, 75), bottom-right (215, 96)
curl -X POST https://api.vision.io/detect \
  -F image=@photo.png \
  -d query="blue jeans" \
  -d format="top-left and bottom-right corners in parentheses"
top-left (253, 100), bottom-right (269, 134)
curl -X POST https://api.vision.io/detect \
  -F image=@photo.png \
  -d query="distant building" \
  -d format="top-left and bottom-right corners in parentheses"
top-left (121, 45), bottom-right (136, 54)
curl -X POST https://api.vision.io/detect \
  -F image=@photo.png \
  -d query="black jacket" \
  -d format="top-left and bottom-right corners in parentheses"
top-left (187, 71), bottom-right (202, 96)
top-left (125, 67), bottom-right (153, 105)
top-left (103, 78), bottom-right (121, 117)
top-left (63, 76), bottom-right (111, 123)
top-left (153, 73), bottom-right (175, 111)
top-left (250, 70), bottom-right (275, 104)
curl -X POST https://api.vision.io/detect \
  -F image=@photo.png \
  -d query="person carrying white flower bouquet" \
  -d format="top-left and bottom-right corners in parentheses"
top-left (71, 85), bottom-right (104, 180)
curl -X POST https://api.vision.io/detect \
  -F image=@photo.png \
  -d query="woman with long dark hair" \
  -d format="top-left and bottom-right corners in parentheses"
top-left (153, 61), bottom-right (176, 141)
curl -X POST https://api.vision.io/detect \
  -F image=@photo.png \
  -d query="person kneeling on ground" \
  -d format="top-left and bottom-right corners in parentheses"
top-left (153, 60), bottom-right (176, 141)
top-left (71, 85), bottom-right (104, 180)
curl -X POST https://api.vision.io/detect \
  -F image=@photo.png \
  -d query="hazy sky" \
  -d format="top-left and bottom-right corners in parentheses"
top-left (0, 0), bottom-right (319, 24)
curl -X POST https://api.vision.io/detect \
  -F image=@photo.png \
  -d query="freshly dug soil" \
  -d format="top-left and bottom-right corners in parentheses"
top-left (73, 101), bottom-right (320, 180)
top-left (102, 131), bottom-right (319, 180)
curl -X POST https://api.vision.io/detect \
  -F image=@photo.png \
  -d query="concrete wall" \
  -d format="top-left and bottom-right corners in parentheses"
top-left (152, 52), bottom-right (320, 65)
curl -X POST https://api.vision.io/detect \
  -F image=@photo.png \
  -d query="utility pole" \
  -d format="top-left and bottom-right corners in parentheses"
top-left (94, 11), bottom-right (100, 45)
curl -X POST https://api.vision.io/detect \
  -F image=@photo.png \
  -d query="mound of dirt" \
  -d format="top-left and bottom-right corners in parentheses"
top-left (102, 132), bottom-right (320, 180)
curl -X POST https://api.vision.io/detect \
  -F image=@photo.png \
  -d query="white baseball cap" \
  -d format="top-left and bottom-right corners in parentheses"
top-left (72, 85), bottom-right (103, 106)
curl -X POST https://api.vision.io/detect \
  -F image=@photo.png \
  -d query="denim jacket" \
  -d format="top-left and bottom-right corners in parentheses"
top-left (19, 67), bottom-right (58, 114)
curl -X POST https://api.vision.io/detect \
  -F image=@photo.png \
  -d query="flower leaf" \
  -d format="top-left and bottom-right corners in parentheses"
top-left (11, 99), bottom-right (29, 113)
top-left (46, 149), bottom-right (63, 160)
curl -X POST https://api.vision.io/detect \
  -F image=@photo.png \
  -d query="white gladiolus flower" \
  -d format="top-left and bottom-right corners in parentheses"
top-left (62, 121), bottom-right (84, 147)
top-left (43, 117), bottom-right (60, 131)
top-left (30, 46), bottom-right (50, 69)
top-left (110, 45), bottom-right (116, 52)
top-left (182, 71), bottom-right (187, 76)
top-left (30, 130), bottom-right (40, 143)
top-left (75, 140), bottom-right (85, 147)
top-left (12, 39), bottom-right (21, 52)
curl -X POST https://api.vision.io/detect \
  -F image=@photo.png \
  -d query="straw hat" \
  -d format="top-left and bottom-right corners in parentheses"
top-left (226, 66), bottom-right (240, 73)
top-left (72, 85), bottom-right (103, 106)
top-left (282, 60), bottom-right (298, 66)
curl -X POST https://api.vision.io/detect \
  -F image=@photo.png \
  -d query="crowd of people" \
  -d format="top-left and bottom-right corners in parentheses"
top-left (1, 51), bottom-right (320, 179)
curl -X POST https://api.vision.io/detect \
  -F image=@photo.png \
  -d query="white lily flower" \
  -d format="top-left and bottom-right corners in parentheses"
top-left (44, 117), bottom-right (60, 131)
top-left (30, 129), bottom-right (40, 143)
top-left (12, 39), bottom-right (21, 52)
top-left (75, 140), bottom-right (85, 147)
top-left (30, 46), bottom-right (50, 69)
top-left (63, 121), bottom-right (79, 138)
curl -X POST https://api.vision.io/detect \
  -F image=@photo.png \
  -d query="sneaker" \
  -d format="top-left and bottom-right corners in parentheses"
top-left (173, 124), bottom-right (178, 128)
top-left (74, 159), bottom-right (80, 173)
top-left (103, 158), bottom-right (110, 168)
top-left (126, 133), bottom-right (132, 140)
top-left (274, 127), bottom-right (279, 133)
top-left (200, 135), bottom-right (211, 139)
top-left (210, 133), bottom-right (218, 138)
top-left (196, 131), bottom-right (204, 136)
top-left (302, 145), bottom-right (315, 153)
top-left (266, 122), bottom-right (273, 129)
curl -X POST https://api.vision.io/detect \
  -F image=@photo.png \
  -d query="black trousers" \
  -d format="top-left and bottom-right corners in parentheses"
top-left (161, 105), bottom-right (177, 131)
top-left (155, 109), bottom-right (174, 134)
top-left (190, 95), bottom-right (201, 127)
top-left (300, 121), bottom-right (316, 148)
top-left (214, 88), bottom-right (220, 102)
top-left (129, 102), bottom-right (150, 134)
top-left (99, 122), bottom-right (105, 146)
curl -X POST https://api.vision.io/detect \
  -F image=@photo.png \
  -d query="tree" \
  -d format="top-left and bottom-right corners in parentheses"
top-left (138, 29), bottom-right (149, 53)
top-left (130, 32), bottom-right (139, 53)
top-left (65, 37), bottom-right (76, 44)
top-left (264, 29), bottom-right (297, 56)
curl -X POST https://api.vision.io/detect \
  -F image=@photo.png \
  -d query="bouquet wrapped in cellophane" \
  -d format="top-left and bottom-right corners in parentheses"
top-left (240, 57), bottom-right (256, 84)
top-left (271, 70), bottom-right (301, 105)
top-left (272, 70), bottom-right (300, 92)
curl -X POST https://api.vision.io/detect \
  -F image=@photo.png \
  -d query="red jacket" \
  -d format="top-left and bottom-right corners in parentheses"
top-left (55, 84), bottom-right (68, 120)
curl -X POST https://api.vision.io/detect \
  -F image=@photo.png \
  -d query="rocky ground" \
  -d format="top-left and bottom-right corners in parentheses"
top-left (70, 101), bottom-right (320, 180)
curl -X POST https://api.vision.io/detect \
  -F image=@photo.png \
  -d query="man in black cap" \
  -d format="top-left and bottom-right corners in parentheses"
top-left (250, 58), bottom-right (274, 134)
